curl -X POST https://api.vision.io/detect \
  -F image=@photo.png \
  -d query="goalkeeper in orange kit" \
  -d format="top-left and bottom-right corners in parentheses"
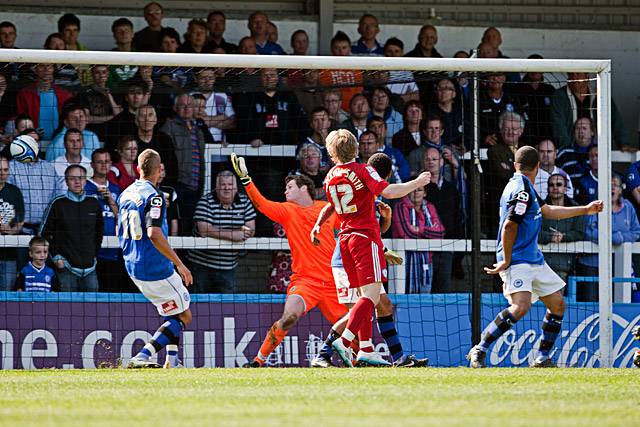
top-left (231, 153), bottom-right (348, 367)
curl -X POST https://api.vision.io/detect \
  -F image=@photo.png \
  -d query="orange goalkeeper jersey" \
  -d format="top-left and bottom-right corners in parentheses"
top-left (245, 182), bottom-right (336, 285)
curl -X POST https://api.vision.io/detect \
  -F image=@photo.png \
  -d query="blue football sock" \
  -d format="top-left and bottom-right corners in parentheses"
top-left (319, 330), bottom-right (341, 359)
top-left (539, 311), bottom-right (563, 358)
top-left (477, 309), bottom-right (518, 352)
top-left (138, 317), bottom-right (184, 359)
top-left (377, 315), bottom-right (403, 362)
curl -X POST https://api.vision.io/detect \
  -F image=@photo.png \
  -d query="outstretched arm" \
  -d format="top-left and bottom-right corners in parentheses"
top-left (541, 200), bottom-right (604, 220)
top-left (310, 203), bottom-right (335, 245)
top-left (381, 172), bottom-right (431, 200)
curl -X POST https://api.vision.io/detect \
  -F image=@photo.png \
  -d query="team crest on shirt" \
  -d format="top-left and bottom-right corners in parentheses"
top-left (161, 300), bottom-right (178, 314)
top-left (513, 279), bottom-right (524, 288)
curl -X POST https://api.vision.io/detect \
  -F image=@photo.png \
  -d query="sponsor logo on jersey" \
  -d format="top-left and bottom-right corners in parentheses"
top-left (150, 196), bottom-right (163, 207)
top-left (150, 207), bottom-right (161, 219)
top-left (337, 287), bottom-right (349, 298)
top-left (515, 202), bottom-right (527, 215)
top-left (161, 300), bottom-right (178, 314)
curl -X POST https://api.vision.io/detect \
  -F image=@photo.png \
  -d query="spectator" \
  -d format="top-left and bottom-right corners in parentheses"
top-left (0, 21), bottom-right (17, 49)
top-left (351, 14), bottom-right (383, 56)
top-left (46, 103), bottom-right (101, 160)
top-left (539, 173), bottom-right (584, 282)
top-left (367, 116), bottom-right (410, 183)
top-left (405, 25), bottom-right (442, 105)
top-left (482, 27), bottom-right (506, 58)
top-left (509, 54), bottom-right (555, 145)
top-left (238, 36), bottom-right (257, 55)
top-left (0, 156), bottom-right (24, 290)
top-left (44, 32), bottom-right (81, 90)
top-left (574, 145), bottom-right (599, 205)
top-left (100, 78), bottom-right (147, 155)
top-left (134, 65), bottom-right (172, 119)
top-left (53, 128), bottom-right (94, 190)
top-left (0, 73), bottom-right (16, 141)
top-left (132, 2), bottom-right (175, 52)
top-left (190, 68), bottom-right (235, 143)
top-left (267, 21), bottom-right (279, 44)
top-left (338, 92), bottom-right (369, 139)
top-left (158, 162), bottom-right (179, 236)
top-left (248, 11), bottom-right (285, 55)
top-left (319, 31), bottom-right (363, 111)
top-left (292, 69), bottom-right (323, 113)
top-left (159, 27), bottom-right (181, 53)
top-left (392, 100), bottom-right (426, 157)
top-left (369, 86), bottom-right (403, 144)
top-left (624, 156), bottom-right (640, 220)
top-left (189, 170), bottom-right (256, 293)
top-left (357, 131), bottom-right (380, 164)
top-left (391, 186), bottom-right (445, 293)
top-left (534, 139), bottom-right (574, 199)
top-left (578, 173), bottom-right (640, 301)
top-left (58, 13), bottom-right (85, 51)
top-left (550, 72), bottom-right (632, 150)
top-left (299, 106), bottom-right (331, 169)
top-left (556, 117), bottom-right (596, 181)
top-left (178, 19), bottom-right (211, 54)
top-left (427, 78), bottom-right (465, 150)
top-left (290, 29), bottom-right (309, 55)
top-left (422, 147), bottom-right (461, 293)
top-left (160, 94), bottom-right (205, 225)
top-left (485, 111), bottom-right (525, 233)
top-left (84, 148), bottom-right (129, 292)
top-left (382, 37), bottom-right (420, 103)
top-left (206, 11), bottom-right (237, 53)
top-left (111, 18), bottom-right (134, 52)
top-left (16, 63), bottom-right (72, 140)
top-left (234, 68), bottom-right (307, 147)
top-left (479, 73), bottom-right (521, 147)
top-left (405, 25), bottom-right (442, 58)
top-left (77, 65), bottom-right (123, 124)
top-left (291, 143), bottom-right (326, 200)
top-left (408, 115), bottom-right (460, 183)
top-left (108, 135), bottom-right (139, 192)
top-left (14, 236), bottom-right (58, 292)
top-left (135, 105), bottom-right (177, 187)
top-left (40, 164), bottom-right (103, 292)
top-left (322, 89), bottom-right (348, 127)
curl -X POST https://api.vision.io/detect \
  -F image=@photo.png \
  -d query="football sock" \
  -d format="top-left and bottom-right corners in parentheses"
top-left (539, 311), bottom-right (564, 358)
top-left (358, 316), bottom-right (374, 352)
top-left (318, 329), bottom-right (341, 359)
top-left (377, 315), bottom-right (403, 361)
top-left (477, 309), bottom-right (518, 352)
top-left (166, 344), bottom-right (179, 367)
top-left (138, 317), bottom-right (184, 359)
top-left (341, 297), bottom-right (374, 349)
top-left (254, 321), bottom-right (288, 366)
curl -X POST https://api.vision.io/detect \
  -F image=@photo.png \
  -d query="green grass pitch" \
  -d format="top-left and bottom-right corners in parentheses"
top-left (0, 368), bottom-right (638, 427)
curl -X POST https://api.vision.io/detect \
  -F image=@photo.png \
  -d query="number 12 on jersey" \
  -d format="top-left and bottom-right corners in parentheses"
top-left (328, 184), bottom-right (357, 214)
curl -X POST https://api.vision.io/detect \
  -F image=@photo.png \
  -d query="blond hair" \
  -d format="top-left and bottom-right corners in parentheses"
top-left (138, 148), bottom-right (161, 177)
top-left (326, 129), bottom-right (358, 164)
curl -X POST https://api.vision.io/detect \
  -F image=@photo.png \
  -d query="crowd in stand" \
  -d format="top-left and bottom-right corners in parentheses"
top-left (0, 4), bottom-right (638, 301)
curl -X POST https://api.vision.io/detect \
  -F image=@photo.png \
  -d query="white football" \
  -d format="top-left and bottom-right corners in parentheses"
top-left (10, 134), bottom-right (39, 163)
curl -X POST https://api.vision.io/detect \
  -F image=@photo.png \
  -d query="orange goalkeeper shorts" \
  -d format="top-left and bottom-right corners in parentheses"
top-left (287, 278), bottom-right (347, 324)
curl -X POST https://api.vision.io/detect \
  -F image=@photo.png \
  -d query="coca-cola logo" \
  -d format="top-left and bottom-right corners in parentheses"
top-left (490, 313), bottom-right (640, 367)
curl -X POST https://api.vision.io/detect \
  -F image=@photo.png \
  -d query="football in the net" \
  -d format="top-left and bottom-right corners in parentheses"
top-left (10, 134), bottom-right (39, 163)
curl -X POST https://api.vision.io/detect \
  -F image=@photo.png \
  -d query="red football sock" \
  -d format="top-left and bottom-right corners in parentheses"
top-left (341, 297), bottom-right (374, 348)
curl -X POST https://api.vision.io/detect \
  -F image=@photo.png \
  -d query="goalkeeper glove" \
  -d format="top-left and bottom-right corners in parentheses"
top-left (634, 351), bottom-right (640, 369)
top-left (633, 325), bottom-right (640, 341)
top-left (231, 153), bottom-right (251, 185)
top-left (384, 247), bottom-right (403, 265)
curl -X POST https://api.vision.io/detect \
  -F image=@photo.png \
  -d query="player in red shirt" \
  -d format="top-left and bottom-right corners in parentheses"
top-left (311, 129), bottom-right (430, 366)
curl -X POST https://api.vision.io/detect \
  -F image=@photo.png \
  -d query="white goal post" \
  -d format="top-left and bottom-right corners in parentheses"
top-left (0, 49), bottom-right (614, 367)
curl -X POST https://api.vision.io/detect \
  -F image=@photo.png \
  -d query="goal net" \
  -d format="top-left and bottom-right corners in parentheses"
top-left (0, 49), bottom-right (634, 369)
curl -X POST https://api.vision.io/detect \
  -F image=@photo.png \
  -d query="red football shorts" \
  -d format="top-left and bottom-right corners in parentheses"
top-left (287, 278), bottom-right (347, 324)
top-left (339, 232), bottom-right (387, 288)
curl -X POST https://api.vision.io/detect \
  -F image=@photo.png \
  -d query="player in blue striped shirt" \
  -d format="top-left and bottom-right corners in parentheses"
top-left (467, 146), bottom-right (603, 368)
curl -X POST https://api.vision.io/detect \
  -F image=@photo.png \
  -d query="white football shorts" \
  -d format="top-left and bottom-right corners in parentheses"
top-left (332, 266), bottom-right (385, 305)
top-left (500, 262), bottom-right (565, 304)
top-left (132, 271), bottom-right (191, 316)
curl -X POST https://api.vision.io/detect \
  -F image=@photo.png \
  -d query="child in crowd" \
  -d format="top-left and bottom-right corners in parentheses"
top-left (14, 236), bottom-right (58, 292)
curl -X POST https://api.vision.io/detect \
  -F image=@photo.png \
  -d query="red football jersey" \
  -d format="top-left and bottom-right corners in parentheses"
top-left (324, 161), bottom-right (389, 235)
